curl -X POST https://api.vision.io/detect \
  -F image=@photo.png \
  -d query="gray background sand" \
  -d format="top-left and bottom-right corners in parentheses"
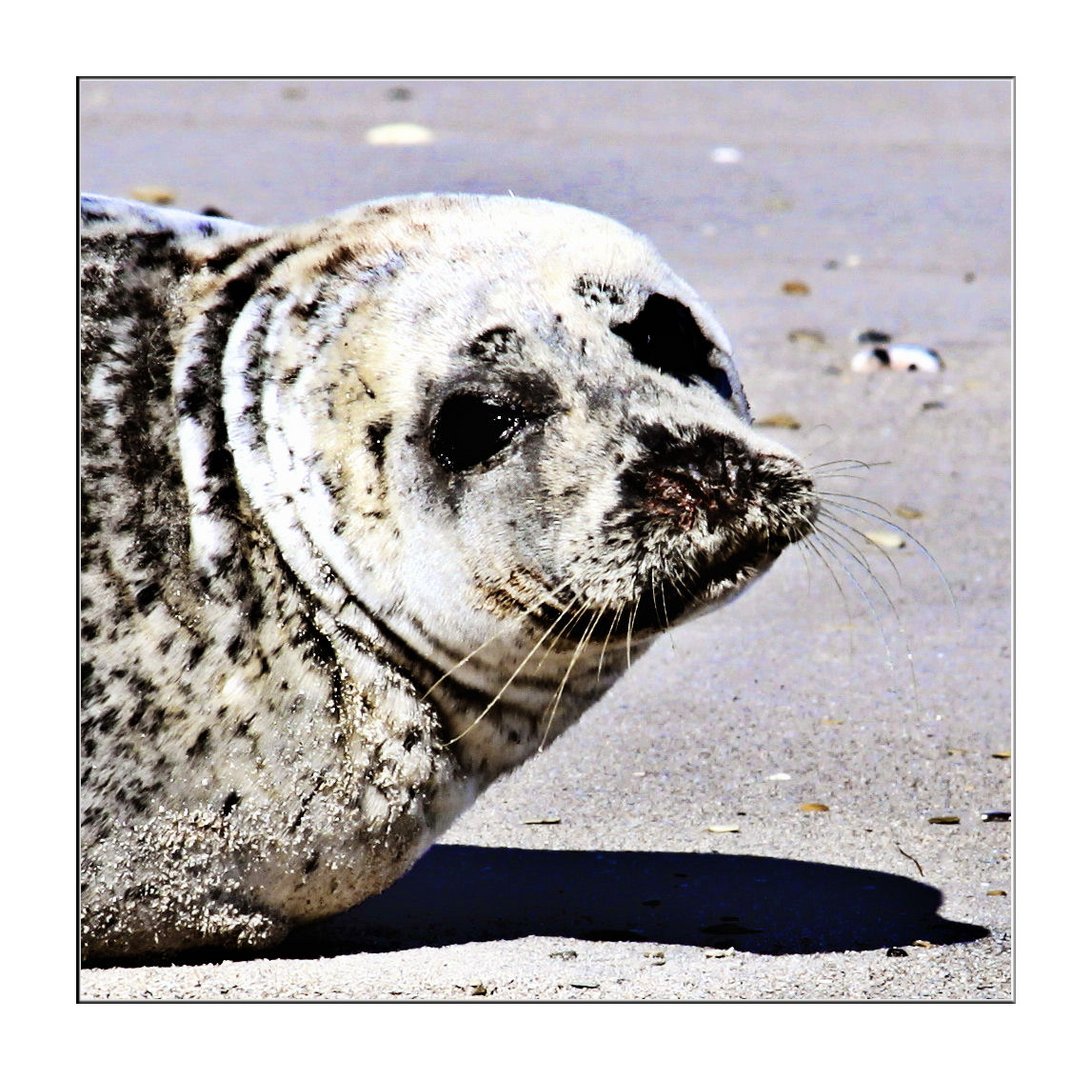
top-left (78, 78), bottom-right (1011, 1001)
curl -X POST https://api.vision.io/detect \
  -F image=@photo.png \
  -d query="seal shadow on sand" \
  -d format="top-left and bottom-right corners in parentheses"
top-left (275, 844), bottom-right (989, 959)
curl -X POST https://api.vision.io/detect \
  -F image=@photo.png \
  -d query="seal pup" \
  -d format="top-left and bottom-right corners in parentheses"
top-left (81, 193), bottom-right (817, 961)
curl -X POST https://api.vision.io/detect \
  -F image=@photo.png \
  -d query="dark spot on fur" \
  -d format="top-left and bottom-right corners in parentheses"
top-left (186, 727), bottom-right (211, 758)
top-left (612, 294), bottom-right (731, 401)
top-left (574, 276), bottom-right (626, 306)
top-left (366, 420), bottom-right (392, 470)
top-left (134, 582), bottom-right (160, 610)
top-left (466, 326), bottom-right (523, 363)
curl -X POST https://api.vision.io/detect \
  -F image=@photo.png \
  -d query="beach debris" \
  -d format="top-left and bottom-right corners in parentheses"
top-left (894, 844), bottom-right (925, 876)
top-left (523, 816), bottom-right (561, 825)
top-left (986, 889), bottom-right (1008, 897)
top-left (894, 505), bottom-right (924, 520)
top-left (781, 279), bottom-right (811, 296)
top-left (766, 772), bottom-right (792, 781)
top-left (911, 940), bottom-right (935, 949)
top-left (991, 750), bottom-right (1012, 759)
top-left (851, 343), bottom-right (944, 373)
top-left (980, 811), bottom-right (1011, 823)
top-left (788, 328), bottom-right (827, 347)
top-left (921, 400), bottom-right (946, 410)
top-left (129, 185), bottom-right (175, 205)
top-left (886, 947), bottom-right (909, 957)
top-left (710, 146), bottom-right (743, 164)
top-left (706, 823), bottom-right (741, 834)
top-left (549, 950), bottom-right (578, 960)
top-left (927, 815), bottom-right (961, 825)
top-left (864, 529), bottom-right (907, 550)
top-left (755, 412), bottom-right (802, 430)
top-left (457, 983), bottom-right (494, 996)
top-left (800, 802), bottom-right (830, 813)
top-left (365, 122), bottom-right (434, 146)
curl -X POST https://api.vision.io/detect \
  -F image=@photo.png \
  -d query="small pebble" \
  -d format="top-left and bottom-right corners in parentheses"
top-left (549, 950), bottom-right (578, 960)
top-left (886, 947), bottom-right (909, 958)
top-left (800, 802), bottom-right (830, 813)
top-left (980, 811), bottom-right (1011, 823)
top-left (766, 772), bottom-right (792, 781)
top-left (755, 412), bottom-right (802, 430)
top-left (523, 817), bottom-right (560, 825)
top-left (365, 122), bottom-right (434, 146)
top-left (710, 146), bottom-right (743, 164)
top-left (129, 185), bottom-right (175, 205)
top-left (921, 400), bottom-right (946, 410)
top-left (992, 750), bottom-right (1012, 759)
top-left (706, 824), bottom-right (741, 834)
top-left (986, 889), bottom-right (1008, 897)
top-left (781, 280), bottom-right (810, 296)
top-left (864, 529), bottom-right (906, 550)
top-left (851, 344), bottom-right (943, 373)
top-left (928, 815), bottom-right (961, 825)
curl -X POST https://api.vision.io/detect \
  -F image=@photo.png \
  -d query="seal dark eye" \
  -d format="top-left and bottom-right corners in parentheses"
top-left (612, 293), bottom-right (733, 401)
top-left (429, 393), bottom-right (527, 472)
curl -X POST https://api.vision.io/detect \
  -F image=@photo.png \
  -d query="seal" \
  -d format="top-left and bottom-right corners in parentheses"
top-left (81, 192), bottom-right (817, 961)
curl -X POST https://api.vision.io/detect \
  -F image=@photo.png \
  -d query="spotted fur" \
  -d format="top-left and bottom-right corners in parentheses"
top-left (81, 193), bottom-right (817, 960)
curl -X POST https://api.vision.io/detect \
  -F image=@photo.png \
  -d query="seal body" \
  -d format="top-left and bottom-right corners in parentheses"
top-left (81, 193), bottom-right (817, 960)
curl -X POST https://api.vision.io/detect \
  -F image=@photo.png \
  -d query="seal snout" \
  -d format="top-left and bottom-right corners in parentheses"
top-left (623, 425), bottom-right (811, 536)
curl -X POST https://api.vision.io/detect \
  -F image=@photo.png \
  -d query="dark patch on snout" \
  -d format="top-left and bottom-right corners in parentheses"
top-left (620, 425), bottom-right (755, 531)
top-left (618, 422), bottom-right (817, 605)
